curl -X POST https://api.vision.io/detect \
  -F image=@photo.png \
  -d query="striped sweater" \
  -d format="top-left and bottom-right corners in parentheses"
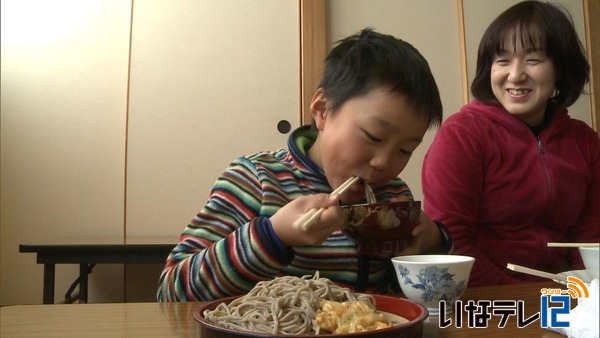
top-left (157, 126), bottom-right (413, 302)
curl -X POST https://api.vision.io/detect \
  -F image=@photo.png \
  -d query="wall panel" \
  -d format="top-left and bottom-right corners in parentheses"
top-left (124, 0), bottom-right (300, 300)
top-left (1, 0), bottom-right (131, 305)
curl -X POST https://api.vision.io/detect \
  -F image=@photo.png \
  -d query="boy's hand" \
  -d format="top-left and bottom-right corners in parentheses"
top-left (270, 194), bottom-right (344, 246)
top-left (396, 210), bottom-right (443, 255)
top-left (390, 195), bottom-right (443, 255)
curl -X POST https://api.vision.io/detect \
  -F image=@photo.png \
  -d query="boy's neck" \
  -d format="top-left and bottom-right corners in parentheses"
top-left (306, 136), bottom-right (323, 169)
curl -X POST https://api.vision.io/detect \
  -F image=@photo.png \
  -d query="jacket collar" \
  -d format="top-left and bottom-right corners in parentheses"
top-left (287, 125), bottom-right (330, 191)
top-left (467, 99), bottom-right (570, 137)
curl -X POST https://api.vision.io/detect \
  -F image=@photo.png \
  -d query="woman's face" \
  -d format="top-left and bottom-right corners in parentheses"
top-left (490, 32), bottom-right (556, 126)
top-left (309, 86), bottom-right (428, 205)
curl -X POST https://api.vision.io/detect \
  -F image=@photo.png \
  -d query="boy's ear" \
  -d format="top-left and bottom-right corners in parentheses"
top-left (310, 88), bottom-right (328, 130)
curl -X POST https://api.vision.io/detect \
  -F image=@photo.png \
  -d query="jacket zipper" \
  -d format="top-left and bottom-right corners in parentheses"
top-left (537, 139), bottom-right (553, 260)
top-left (537, 139), bottom-right (554, 211)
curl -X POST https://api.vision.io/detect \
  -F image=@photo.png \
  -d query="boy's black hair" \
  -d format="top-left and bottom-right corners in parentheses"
top-left (471, 0), bottom-right (589, 107)
top-left (318, 28), bottom-right (442, 128)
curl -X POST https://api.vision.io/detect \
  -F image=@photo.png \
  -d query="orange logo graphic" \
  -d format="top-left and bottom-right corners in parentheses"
top-left (565, 276), bottom-right (589, 299)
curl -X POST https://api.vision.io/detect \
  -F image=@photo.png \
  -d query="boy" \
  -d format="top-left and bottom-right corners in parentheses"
top-left (158, 28), bottom-right (451, 301)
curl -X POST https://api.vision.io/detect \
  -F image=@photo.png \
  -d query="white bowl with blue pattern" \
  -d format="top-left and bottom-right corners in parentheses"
top-left (391, 255), bottom-right (475, 316)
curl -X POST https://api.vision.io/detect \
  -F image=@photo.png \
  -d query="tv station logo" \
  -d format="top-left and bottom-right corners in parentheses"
top-left (539, 276), bottom-right (588, 328)
top-left (438, 276), bottom-right (589, 329)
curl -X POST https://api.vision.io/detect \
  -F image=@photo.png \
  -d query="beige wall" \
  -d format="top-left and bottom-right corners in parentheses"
top-left (1, 0), bottom-right (131, 305)
top-left (1, 0), bottom-right (299, 305)
top-left (1, 0), bottom-right (594, 306)
top-left (124, 0), bottom-right (299, 301)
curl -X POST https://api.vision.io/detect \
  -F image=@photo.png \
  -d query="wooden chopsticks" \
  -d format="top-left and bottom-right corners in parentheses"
top-left (506, 263), bottom-right (568, 282)
top-left (365, 183), bottom-right (376, 204)
top-left (547, 242), bottom-right (600, 248)
top-left (292, 176), bottom-right (360, 231)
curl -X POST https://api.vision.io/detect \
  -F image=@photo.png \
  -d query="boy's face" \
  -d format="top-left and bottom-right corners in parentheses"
top-left (309, 86), bottom-right (428, 205)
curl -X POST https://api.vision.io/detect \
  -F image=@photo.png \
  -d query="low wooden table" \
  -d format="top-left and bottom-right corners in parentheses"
top-left (2, 282), bottom-right (576, 337)
top-left (19, 237), bottom-right (177, 304)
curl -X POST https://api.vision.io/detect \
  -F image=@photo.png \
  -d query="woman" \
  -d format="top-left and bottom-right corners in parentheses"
top-left (422, 1), bottom-right (599, 286)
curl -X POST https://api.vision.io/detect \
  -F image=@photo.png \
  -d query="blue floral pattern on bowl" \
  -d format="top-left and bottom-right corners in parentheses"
top-left (397, 265), bottom-right (466, 303)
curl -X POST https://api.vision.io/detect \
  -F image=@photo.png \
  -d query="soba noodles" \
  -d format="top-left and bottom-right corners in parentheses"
top-left (203, 272), bottom-right (375, 335)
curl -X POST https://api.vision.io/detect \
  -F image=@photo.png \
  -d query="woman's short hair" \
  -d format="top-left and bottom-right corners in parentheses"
top-left (471, 0), bottom-right (589, 107)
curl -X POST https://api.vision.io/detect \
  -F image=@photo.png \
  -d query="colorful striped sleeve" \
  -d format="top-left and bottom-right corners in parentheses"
top-left (157, 156), bottom-right (294, 301)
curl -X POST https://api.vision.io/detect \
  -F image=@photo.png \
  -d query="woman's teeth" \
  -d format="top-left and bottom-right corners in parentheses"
top-left (508, 89), bottom-right (528, 95)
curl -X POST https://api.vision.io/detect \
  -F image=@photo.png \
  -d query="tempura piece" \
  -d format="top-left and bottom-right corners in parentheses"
top-left (315, 299), bottom-right (391, 334)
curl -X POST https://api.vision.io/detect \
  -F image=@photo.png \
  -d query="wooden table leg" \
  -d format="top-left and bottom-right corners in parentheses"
top-left (43, 263), bottom-right (55, 304)
top-left (79, 264), bottom-right (89, 303)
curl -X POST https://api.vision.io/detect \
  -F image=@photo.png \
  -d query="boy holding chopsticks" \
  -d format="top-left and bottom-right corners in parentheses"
top-left (158, 28), bottom-right (452, 302)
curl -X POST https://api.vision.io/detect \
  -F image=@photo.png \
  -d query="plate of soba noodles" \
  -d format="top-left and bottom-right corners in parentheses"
top-left (193, 273), bottom-right (428, 337)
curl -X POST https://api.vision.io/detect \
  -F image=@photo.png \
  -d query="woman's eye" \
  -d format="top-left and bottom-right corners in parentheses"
top-left (400, 149), bottom-right (413, 156)
top-left (526, 58), bottom-right (542, 64)
top-left (495, 59), bottom-right (510, 65)
top-left (364, 130), bottom-right (381, 142)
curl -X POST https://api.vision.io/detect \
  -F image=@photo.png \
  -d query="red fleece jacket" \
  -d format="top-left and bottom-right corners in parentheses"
top-left (422, 100), bottom-right (600, 286)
